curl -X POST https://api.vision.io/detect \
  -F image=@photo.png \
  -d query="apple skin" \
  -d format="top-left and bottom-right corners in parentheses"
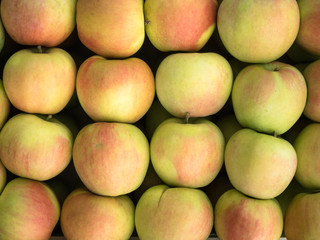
top-left (76, 55), bottom-right (155, 123)
top-left (0, 161), bottom-right (6, 194)
top-left (232, 61), bottom-right (307, 135)
top-left (144, 0), bottom-right (218, 52)
top-left (295, 0), bottom-right (320, 56)
top-left (73, 122), bottom-right (150, 197)
top-left (284, 192), bottom-right (320, 240)
top-left (0, 178), bottom-right (60, 240)
top-left (0, 80), bottom-right (10, 129)
top-left (156, 52), bottom-right (233, 118)
top-left (60, 188), bottom-right (135, 240)
top-left (3, 47), bottom-right (77, 115)
top-left (302, 60), bottom-right (320, 122)
top-left (215, 188), bottom-right (283, 240)
top-left (0, 0), bottom-right (76, 47)
top-left (76, 0), bottom-right (145, 58)
top-left (135, 184), bottom-right (214, 240)
top-left (0, 113), bottom-right (73, 181)
top-left (217, 0), bottom-right (300, 63)
top-left (293, 123), bottom-right (320, 190)
top-left (150, 117), bottom-right (224, 188)
top-left (225, 128), bottom-right (297, 199)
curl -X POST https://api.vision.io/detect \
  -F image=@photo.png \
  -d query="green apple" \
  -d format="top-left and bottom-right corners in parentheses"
top-left (73, 122), bottom-right (150, 197)
top-left (232, 61), bottom-right (307, 135)
top-left (284, 192), bottom-right (320, 240)
top-left (0, 80), bottom-right (10, 129)
top-left (0, 113), bottom-right (73, 181)
top-left (0, 0), bottom-right (76, 47)
top-left (76, 0), bottom-right (145, 58)
top-left (150, 117), bottom-right (224, 188)
top-left (217, 0), bottom-right (300, 63)
top-left (225, 128), bottom-right (297, 199)
top-left (135, 184), bottom-right (214, 240)
top-left (215, 188), bottom-right (283, 240)
top-left (3, 47), bottom-right (77, 115)
top-left (0, 178), bottom-right (60, 240)
top-left (294, 123), bottom-right (320, 189)
top-left (0, 160), bottom-right (6, 194)
top-left (144, 0), bottom-right (218, 52)
top-left (156, 52), bottom-right (233, 118)
top-left (61, 188), bottom-right (135, 240)
top-left (76, 55), bottom-right (155, 123)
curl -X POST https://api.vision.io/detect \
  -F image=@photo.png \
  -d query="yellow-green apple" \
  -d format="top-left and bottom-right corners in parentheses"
top-left (76, 55), bottom-right (155, 123)
top-left (73, 122), bottom-right (150, 197)
top-left (232, 61), bottom-right (307, 135)
top-left (135, 184), bottom-right (214, 240)
top-left (0, 0), bottom-right (76, 47)
top-left (76, 0), bottom-right (145, 58)
top-left (302, 60), bottom-right (320, 122)
top-left (0, 161), bottom-right (6, 194)
top-left (294, 123), bottom-right (320, 189)
top-left (3, 47), bottom-right (77, 115)
top-left (144, 0), bottom-right (218, 52)
top-left (225, 128), bottom-right (297, 199)
top-left (150, 117), bottom-right (224, 188)
top-left (215, 188), bottom-right (283, 240)
top-left (155, 52), bottom-right (233, 118)
top-left (0, 80), bottom-right (10, 129)
top-left (284, 191), bottom-right (320, 240)
top-left (295, 0), bottom-right (320, 56)
top-left (0, 17), bottom-right (5, 54)
top-left (60, 188), bottom-right (135, 240)
top-left (217, 0), bottom-right (300, 63)
top-left (214, 113), bottom-right (242, 143)
top-left (0, 178), bottom-right (60, 240)
top-left (0, 113), bottom-right (73, 181)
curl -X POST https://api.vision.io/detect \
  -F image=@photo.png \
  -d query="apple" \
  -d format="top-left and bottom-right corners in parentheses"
top-left (135, 184), bottom-right (214, 240)
top-left (0, 113), bottom-right (73, 181)
top-left (284, 191), bottom-right (320, 240)
top-left (225, 128), bottom-right (297, 199)
top-left (215, 188), bottom-right (283, 240)
top-left (295, 0), bottom-right (320, 56)
top-left (302, 59), bottom-right (320, 122)
top-left (76, 0), bottom-right (145, 58)
top-left (0, 0), bottom-right (76, 47)
top-left (156, 52), bottom-right (233, 118)
top-left (150, 117), bottom-right (224, 188)
top-left (217, 0), bottom-right (300, 63)
top-left (293, 123), bottom-right (320, 189)
top-left (73, 121), bottom-right (150, 197)
top-left (3, 47), bottom-right (77, 115)
top-left (0, 160), bottom-right (6, 194)
top-left (0, 177), bottom-right (60, 240)
top-left (76, 55), bottom-right (155, 123)
top-left (60, 188), bottom-right (135, 240)
top-left (0, 80), bottom-right (10, 129)
top-left (232, 61), bottom-right (307, 135)
top-left (144, 0), bottom-right (218, 52)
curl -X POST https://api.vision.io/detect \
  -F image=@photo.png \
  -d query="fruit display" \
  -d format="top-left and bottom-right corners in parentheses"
top-left (0, 0), bottom-right (319, 239)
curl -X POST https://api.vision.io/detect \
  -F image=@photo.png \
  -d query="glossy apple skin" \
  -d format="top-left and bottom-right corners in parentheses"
top-left (76, 55), bottom-right (155, 123)
top-left (0, 178), bottom-right (60, 240)
top-left (284, 192), bottom-right (320, 240)
top-left (73, 122), bottom-right (149, 197)
top-left (0, 0), bottom-right (76, 47)
top-left (225, 128), bottom-right (297, 199)
top-left (0, 113), bottom-right (73, 181)
top-left (156, 52), bottom-right (233, 118)
top-left (3, 47), bottom-right (77, 115)
top-left (144, 0), bottom-right (218, 52)
top-left (60, 188), bottom-right (135, 240)
top-left (76, 0), bottom-right (145, 58)
top-left (232, 61), bottom-right (307, 135)
top-left (294, 123), bottom-right (320, 189)
top-left (215, 189), bottom-right (283, 240)
top-left (150, 117), bottom-right (224, 188)
top-left (135, 184), bottom-right (214, 240)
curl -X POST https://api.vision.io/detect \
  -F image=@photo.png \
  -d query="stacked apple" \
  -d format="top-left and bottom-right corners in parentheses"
top-left (0, 0), bottom-right (320, 240)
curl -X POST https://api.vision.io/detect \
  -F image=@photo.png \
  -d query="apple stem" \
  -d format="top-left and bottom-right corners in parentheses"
top-left (46, 114), bottom-right (52, 121)
top-left (273, 131), bottom-right (277, 137)
top-left (185, 112), bottom-right (190, 124)
top-left (37, 45), bottom-right (43, 53)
